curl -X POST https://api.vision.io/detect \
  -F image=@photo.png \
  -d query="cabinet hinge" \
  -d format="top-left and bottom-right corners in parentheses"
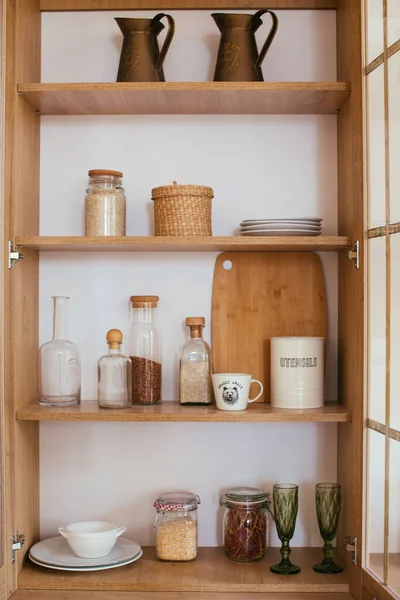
top-left (11, 531), bottom-right (25, 564)
top-left (346, 240), bottom-right (359, 270)
top-left (8, 241), bottom-right (24, 269)
top-left (344, 536), bottom-right (357, 566)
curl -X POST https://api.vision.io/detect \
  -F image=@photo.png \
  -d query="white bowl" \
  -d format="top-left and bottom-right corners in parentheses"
top-left (59, 521), bottom-right (126, 559)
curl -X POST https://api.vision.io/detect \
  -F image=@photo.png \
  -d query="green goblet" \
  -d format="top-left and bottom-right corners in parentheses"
top-left (313, 483), bottom-right (343, 574)
top-left (270, 483), bottom-right (301, 575)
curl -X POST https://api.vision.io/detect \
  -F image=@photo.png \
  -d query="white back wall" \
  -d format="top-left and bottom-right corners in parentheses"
top-left (40, 10), bottom-right (338, 547)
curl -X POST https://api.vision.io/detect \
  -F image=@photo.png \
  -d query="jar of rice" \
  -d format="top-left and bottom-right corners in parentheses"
top-left (84, 169), bottom-right (126, 236)
top-left (153, 492), bottom-right (200, 561)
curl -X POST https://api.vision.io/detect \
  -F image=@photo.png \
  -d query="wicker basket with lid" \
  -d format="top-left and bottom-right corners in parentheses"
top-left (151, 181), bottom-right (213, 236)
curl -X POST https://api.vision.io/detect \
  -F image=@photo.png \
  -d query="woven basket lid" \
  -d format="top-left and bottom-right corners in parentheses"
top-left (152, 181), bottom-right (214, 200)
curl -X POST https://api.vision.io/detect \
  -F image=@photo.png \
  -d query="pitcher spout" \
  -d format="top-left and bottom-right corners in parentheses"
top-left (211, 12), bottom-right (253, 32)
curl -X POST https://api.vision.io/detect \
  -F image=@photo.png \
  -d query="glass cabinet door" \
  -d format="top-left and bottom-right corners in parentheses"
top-left (364, 0), bottom-right (400, 597)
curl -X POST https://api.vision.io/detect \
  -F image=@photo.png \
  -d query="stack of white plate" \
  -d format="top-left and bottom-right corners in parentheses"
top-left (239, 218), bottom-right (322, 237)
top-left (29, 536), bottom-right (142, 572)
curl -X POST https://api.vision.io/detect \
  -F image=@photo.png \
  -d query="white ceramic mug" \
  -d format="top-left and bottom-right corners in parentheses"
top-left (212, 373), bottom-right (263, 411)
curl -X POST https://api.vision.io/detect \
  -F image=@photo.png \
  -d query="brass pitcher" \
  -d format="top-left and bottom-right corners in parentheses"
top-left (212, 10), bottom-right (279, 82)
top-left (116, 14), bottom-right (175, 82)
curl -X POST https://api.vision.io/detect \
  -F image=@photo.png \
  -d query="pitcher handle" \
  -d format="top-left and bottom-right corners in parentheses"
top-left (252, 9), bottom-right (279, 70)
top-left (153, 13), bottom-right (176, 72)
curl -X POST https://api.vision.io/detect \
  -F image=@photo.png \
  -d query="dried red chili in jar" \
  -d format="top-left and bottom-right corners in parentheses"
top-left (220, 487), bottom-right (271, 562)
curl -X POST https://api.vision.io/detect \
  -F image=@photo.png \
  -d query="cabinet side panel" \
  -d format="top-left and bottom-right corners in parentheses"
top-left (336, 1), bottom-right (364, 599)
top-left (2, 0), bottom-right (41, 595)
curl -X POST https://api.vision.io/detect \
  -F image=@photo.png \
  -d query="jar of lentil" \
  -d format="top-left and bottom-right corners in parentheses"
top-left (85, 169), bottom-right (126, 236)
top-left (154, 492), bottom-right (200, 562)
top-left (220, 487), bottom-right (271, 562)
top-left (129, 296), bottom-right (162, 404)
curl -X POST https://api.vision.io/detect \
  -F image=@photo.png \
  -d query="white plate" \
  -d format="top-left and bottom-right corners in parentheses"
top-left (240, 230), bottom-right (321, 237)
top-left (240, 223), bottom-right (322, 231)
top-left (241, 218), bottom-right (322, 225)
top-left (29, 550), bottom-right (143, 572)
top-left (29, 536), bottom-right (142, 570)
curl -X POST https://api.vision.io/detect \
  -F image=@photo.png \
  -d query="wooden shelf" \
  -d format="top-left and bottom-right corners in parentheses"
top-left (16, 235), bottom-right (350, 253)
top-left (16, 401), bottom-right (351, 423)
top-left (19, 547), bottom-right (349, 593)
top-left (17, 82), bottom-right (351, 116)
top-left (40, 0), bottom-right (338, 11)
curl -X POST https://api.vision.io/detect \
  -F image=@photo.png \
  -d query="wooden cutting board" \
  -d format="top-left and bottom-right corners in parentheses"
top-left (212, 252), bottom-right (327, 403)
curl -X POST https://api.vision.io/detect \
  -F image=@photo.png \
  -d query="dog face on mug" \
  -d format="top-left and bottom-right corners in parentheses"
top-left (222, 385), bottom-right (239, 405)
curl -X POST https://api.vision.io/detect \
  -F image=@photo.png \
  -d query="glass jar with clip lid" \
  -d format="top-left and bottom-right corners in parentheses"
top-left (153, 492), bottom-right (201, 562)
top-left (220, 487), bottom-right (272, 562)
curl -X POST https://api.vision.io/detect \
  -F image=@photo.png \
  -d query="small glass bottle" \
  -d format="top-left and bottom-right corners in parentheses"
top-left (129, 296), bottom-right (162, 405)
top-left (154, 492), bottom-right (201, 562)
top-left (180, 317), bottom-right (212, 405)
top-left (220, 487), bottom-right (271, 562)
top-left (39, 296), bottom-right (81, 406)
top-left (85, 169), bottom-right (126, 236)
top-left (98, 329), bottom-right (132, 408)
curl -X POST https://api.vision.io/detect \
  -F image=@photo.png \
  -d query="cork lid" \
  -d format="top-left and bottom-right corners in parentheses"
top-left (106, 328), bottom-right (123, 349)
top-left (186, 317), bottom-right (205, 327)
top-left (130, 295), bottom-right (159, 308)
top-left (89, 169), bottom-right (123, 178)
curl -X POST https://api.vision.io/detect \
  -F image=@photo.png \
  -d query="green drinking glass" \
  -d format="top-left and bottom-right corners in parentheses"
top-left (270, 483), bottom-right (301, 575)
top-left (313, 483), bottom-right (343, 574)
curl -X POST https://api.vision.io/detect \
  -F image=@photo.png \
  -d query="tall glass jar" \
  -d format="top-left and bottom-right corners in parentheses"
top-left (98, 329), bottom-right (132, 408)
top-left (180, 317), bottom-right (212, 405)
top-left (39, 296), bottom-right (81, 406)
top-left (154, 492), bottom-right (201, 562)
top-left (220, 487), bottom-right (271, 562)
top-left (84, 169), bottom-right (126, 236)
top-left (129, 296), bottom-right (162, 405)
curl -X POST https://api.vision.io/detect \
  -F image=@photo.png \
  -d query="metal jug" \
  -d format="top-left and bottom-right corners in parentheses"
top-left (212, 10), bottom-right (279, 82)
top-left (115, 13), bottom-right (175, 82)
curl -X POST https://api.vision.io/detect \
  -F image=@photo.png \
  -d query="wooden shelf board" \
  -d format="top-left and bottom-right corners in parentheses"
top-left (16, 236), bottom-right (350, 253)
top-left (40, 0), bottom-right (338, 11)
top-left (16, 401), bottom-right (351, 423)
top-left (17, 82), bottom-right (350, 115)
top-left (19, 547), bottom-right (349, 593)
top-left (12, 593), bottom-right (355, 600)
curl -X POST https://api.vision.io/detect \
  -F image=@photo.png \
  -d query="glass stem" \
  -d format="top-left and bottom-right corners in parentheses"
top-left (323, 540), bottom-right (334, 563)
top-left (280, 540), bottom-right (291, 563)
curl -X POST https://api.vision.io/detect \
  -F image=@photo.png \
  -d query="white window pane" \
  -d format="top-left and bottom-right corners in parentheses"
top-left (389, 51), bottom-right (400, 225)
top-left (368, 65), bottom-right (386, 229)
top-left (388, 0), bottom-right (400, 48)
top-left (369, 236), bottom-right (386, 423)
top-left (367, 0), bottom-right (384, 63)
top-left (389, 439), bottom-right (400, 596)
top-left (390, 234), bottom-right (400, 431)
top-left (366, 428), bottom-right (386, 582)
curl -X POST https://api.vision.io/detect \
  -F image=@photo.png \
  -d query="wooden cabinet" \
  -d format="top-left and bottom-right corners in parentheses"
top-left (0, 1), bottom-right (393, 599)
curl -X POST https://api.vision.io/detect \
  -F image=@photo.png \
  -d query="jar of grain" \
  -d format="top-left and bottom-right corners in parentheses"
top-left (180, 317), bottom-right (212, 405)
top-left (85, 170), bottom-right (126, 236)
top-left (154, 492), bottom-right (201, 562)
top-left (129, 296), bottom-right (162, 405)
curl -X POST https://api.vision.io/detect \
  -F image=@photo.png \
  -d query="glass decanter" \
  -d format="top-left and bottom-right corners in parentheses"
top-left (39, 296), bottom-right (81, 406)
top-left (179, 317), bottom-right (212, 405)
top-left (98, 329), bottom-right (132, 408)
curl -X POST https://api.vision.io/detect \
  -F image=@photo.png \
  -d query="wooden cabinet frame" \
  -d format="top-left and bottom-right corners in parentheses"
top-left (1, 1), bottom-right (368, 599)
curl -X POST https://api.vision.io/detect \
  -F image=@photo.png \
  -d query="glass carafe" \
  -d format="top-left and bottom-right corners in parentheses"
top-left (180, 317), bottom-right (212, 405)
top-left (129, 296), bottom-right (162, 404)
top-left (98, 329), bottom-right (132, 408)
top-left (39, 296), bottom-right (81, 406)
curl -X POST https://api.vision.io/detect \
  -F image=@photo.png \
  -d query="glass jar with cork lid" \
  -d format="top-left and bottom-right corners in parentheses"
top-left (180, 317), bottom-right (212, 405)
top-left (85, 169), bottom-right (126, 236)
top-left (129, 296), bottom-right (162, 405)
top-left (97, 329), bottom-right (132, 408)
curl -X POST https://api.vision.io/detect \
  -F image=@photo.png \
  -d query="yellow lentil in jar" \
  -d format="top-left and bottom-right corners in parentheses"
top-left (84, 169), bottom-right (126, 236)
top-left (156, 517), bottom-right (197, 561)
